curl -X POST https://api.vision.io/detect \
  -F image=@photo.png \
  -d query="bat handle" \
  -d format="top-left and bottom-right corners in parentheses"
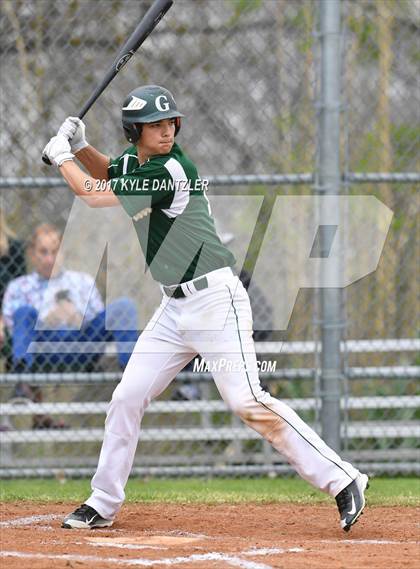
top-left (42, 155), bottom-right (52, 165)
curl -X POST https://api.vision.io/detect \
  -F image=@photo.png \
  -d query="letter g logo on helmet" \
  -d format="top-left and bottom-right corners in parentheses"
top-left (155, 95), bottom-right (170, 112)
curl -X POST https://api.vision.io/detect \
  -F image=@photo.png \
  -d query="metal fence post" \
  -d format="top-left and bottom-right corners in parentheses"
top-left (318, 0), bottom-right (343, 451)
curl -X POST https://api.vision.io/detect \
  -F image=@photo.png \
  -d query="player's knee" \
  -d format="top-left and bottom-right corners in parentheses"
top-left (227, 387), bottom-right (274, 421)
top-left (110, 384), bottom-right (147, 412)
top-left (227, 396), bottom-right (254, 419)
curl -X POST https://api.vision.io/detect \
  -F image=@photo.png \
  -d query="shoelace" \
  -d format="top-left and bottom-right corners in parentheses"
top-left (335, 488), bottom-right (351, 512)
top-left (73, 504), bottom-right (96, 517)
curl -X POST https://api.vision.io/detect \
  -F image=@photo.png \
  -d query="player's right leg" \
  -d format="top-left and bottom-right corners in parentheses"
top-left (195, 278), bottom-right (368, 531)
top-left (62, 301), bottom-right (196, 529)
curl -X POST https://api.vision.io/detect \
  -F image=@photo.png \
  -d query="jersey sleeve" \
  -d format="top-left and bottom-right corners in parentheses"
top-left (110, 160), bottom-right (175, 218)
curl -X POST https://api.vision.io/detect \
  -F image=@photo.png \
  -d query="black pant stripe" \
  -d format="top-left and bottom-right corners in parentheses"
top-left (226, 285), bottom-right (354, 482)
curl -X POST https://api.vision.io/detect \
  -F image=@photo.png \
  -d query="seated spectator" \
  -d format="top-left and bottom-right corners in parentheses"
top-left (0, 207), bottom-right (27, 366)
top-left (2, 223), bottom-right (138, 372)
top-left (11, 381), bottom-right (68, 430)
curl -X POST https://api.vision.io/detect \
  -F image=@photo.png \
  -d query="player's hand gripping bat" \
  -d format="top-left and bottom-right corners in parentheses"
top-left (42, 0), bottom-right (173, 165)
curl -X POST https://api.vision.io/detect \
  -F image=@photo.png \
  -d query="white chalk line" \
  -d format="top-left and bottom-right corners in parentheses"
top-left (84, 542), bottom-right (304, 559)
top-left (0, 546), bottom-right (307, 569)
top-left (91, 542), bottom-right (168, 551)
top-left (0, 514), bottom-right (62, 527)
top-left (0, 550), bottom-right (280, 568)
top-left (243, 547), bottom-right (305, 555)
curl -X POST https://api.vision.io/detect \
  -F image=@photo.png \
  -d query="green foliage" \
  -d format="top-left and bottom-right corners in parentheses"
top-left (409, 46), bottom-right (420, 65)
top-left (354, 131), bottom-right (381, 171)
top-left (391, 213), bottom-right (404, 232)
top-left (347, 12), bottom-right (380, 61)
top-left (286, 5), bottom-right (306, 29)
top-left (1, 477), bottom-right (419, 506)
top-left (69, 37), bottom-right (82, 47)
top-left (67, 0), bottom-right (79, 18)
top-left (229, 0), bottom-right (262, 25)
top-left (352, 123), bottom-right (420, 172)
top-left (296, 6), bottom-right (313, 54)
top-left (392, 124), bottom-right (420, 169)
top-left (174, 23), bottom-right (188, 34)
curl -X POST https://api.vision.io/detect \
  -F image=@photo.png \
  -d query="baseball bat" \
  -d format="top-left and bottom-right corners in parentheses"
top-left (43, 0), bottom-right (173, 165)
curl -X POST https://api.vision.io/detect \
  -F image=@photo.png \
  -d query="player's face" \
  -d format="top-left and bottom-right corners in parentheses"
top-left (139, 118), bottom-right (175, 156)
top-left (30, 231), bottom-right (63, 279)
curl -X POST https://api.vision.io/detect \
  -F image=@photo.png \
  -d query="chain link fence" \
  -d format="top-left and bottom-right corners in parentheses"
top-left (0, 0), bottom-right (418, 477)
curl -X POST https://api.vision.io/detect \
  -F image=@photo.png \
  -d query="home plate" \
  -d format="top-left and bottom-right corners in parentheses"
top-left (87, 535), bottom-right (204, 547)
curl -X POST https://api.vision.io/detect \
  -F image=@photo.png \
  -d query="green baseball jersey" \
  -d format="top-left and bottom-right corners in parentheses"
top-left (109, 143), bottom-right (236, 285)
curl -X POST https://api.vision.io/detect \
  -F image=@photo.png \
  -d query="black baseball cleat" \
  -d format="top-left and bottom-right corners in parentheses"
top-left (62, 504), bottom-right (113, 529)
top-left (335, 474), bottom-right (369, 532)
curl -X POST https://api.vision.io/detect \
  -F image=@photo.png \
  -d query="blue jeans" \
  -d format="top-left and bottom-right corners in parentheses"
top-left (12, 298), bottom-right (138, 370)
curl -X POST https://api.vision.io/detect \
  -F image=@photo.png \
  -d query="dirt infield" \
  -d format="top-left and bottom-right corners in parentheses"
top-left (0, 502), bottom-right (418, 569)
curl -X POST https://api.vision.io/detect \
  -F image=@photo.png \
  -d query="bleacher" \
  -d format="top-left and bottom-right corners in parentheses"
top-left (1, 339), bottom-right (419, 477)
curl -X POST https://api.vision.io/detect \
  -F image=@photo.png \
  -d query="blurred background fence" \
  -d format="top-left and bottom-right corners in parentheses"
top-left (0, 0), bottom-right (418, 477)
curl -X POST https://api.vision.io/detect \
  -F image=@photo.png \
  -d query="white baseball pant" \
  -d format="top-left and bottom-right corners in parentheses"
top-left (86, 267), bottom-right (359, 519)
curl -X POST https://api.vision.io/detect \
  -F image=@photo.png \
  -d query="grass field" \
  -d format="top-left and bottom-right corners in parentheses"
top-left (1, 477), bottom-right (419, 506)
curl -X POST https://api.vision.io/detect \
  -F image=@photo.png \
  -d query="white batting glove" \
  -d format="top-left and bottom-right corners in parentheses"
top-left (42, 135), bottom-right (74, 167)
top-left (57, 116), bottom-right (88, 153)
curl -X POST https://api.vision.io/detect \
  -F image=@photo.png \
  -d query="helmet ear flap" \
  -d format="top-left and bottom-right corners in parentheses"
top-left (174, 117), bottom-right (181, 136)
top-left (123, 122), bottom-right (142, 144)
top-left (133, 123), bottom-right (142, 143)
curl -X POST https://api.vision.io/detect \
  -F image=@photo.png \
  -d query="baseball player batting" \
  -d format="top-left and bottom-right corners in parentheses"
top-left (42, 85), bottom-right (368, 532)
